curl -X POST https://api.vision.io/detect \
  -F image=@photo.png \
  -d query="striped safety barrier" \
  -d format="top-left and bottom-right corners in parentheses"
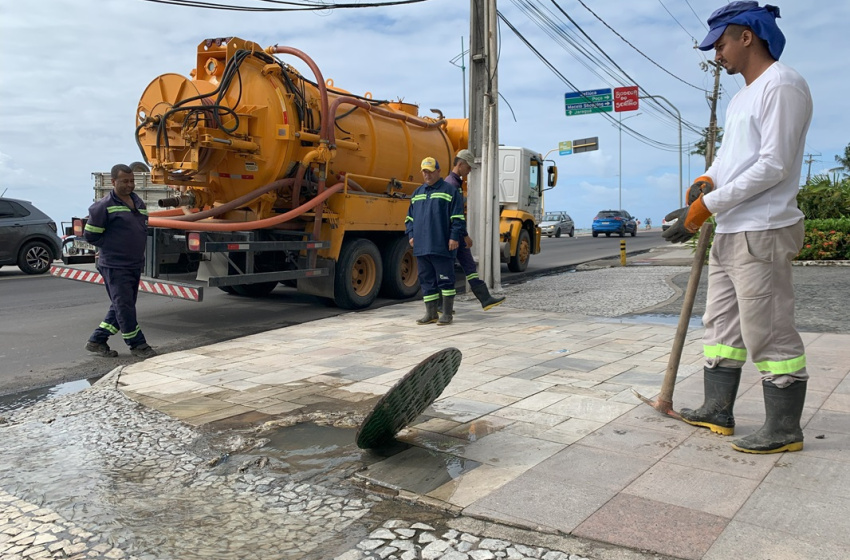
top-left (50, 265), bottom-right (203, 302)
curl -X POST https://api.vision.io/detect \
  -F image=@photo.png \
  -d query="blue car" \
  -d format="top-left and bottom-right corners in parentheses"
top-left (592, 209), bottom-right (637, 238)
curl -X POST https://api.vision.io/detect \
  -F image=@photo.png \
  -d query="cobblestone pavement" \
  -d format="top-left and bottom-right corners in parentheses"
top-left (1, 373), bottom-right (666, 560)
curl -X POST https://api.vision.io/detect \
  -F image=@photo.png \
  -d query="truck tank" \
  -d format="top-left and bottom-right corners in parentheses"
top-left (135, 37), bottom-right (467, 223)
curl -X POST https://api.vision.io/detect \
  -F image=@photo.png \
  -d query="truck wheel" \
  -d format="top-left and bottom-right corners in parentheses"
top-left (18, 240), bottom-right (54, 275)
top-left (508, 229), bottom-right (531, 272)
top-left (232, 282), bottom-right (278, 297)
top-left (380, 236), bottom-right (419, 299)
top-left (335, 238), bottom-right (382, 310)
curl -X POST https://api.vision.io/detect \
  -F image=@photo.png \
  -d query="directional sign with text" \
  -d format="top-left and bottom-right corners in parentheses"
top-left (565, 89), bottom-right (613, 117)
top-left (558, 141), bottom-right (572, 155)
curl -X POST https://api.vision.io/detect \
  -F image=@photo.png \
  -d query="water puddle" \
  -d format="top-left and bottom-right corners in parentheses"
top-left (602, 313), bottom-right (703, 328)
top-left (0, 378), bottom-right (99, 414)
top-left (357, 445), bottom-right (480, 496)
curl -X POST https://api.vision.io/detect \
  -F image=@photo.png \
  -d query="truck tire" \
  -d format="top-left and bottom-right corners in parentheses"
top-left (232, 282), bottom-right (278, 297)
top-left (508, 229), bottom-right (531, 272)
top-left (18, 240), bottom-right (54, 275)
top-left (380, 236), bottom-right (419, 299)
top-left (335, 238), bottom-right (382, 310)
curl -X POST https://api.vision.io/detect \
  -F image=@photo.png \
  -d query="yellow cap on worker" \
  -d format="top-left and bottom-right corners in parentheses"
top-left (421, 157), bottom-right (440, 172)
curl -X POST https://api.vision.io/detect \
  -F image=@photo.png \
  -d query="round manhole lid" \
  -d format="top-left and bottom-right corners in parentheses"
top-left (355, 347), bottom-right (462, 449)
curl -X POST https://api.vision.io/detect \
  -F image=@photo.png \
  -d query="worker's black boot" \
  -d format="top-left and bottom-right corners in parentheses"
top-left (436, 293), bottom-right (454, 315)
top-left (416, 300), bottom-right (439, 325)
top-left (731, 380), bottom-right (806, 454)
top-left (680, 366), bottom-right (741, 436)
top-left (437, 296), bottom-right (455, 325)
top-left (471, 283), bottom-right (505, 310)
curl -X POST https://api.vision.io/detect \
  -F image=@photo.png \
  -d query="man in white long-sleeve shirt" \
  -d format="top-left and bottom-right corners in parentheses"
top-left (662, 1), bottom-right (812, 454)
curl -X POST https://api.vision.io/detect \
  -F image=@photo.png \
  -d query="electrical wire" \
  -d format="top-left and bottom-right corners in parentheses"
top-left (510, 0), bottom-right (704, 136)
top-left (568, 0), bottom-right (707, 94)
top-left (139, 0), bottom-right (430, 11)
top-left (497, 10), bottom-right (688, 153)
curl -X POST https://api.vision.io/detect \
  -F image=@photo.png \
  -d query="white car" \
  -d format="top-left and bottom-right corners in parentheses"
top-left (661, 216), bottom-right (678, 231)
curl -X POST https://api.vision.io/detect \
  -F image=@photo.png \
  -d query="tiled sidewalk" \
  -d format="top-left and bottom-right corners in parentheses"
top-left (118, 300), bottom-right (850, 560)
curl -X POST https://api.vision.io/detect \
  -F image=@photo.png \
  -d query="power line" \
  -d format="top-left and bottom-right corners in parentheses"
top-left (657, 0), bottom-right (696, 42)
top-left (497, 10), bottom-right (688, 153)
top-left (683, 0), bottom-right (709, 31)
top-left (570, 0), bottom-right (707, 93)
top-left (512, 0), bottom-right (703, 135)
top-left (139, 0), bottom-right (430, 11)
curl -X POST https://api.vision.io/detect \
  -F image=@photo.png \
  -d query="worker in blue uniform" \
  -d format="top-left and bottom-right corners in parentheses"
top-left (444, 149), bottom-right (506, 311)
top-left (84, 163), bottom-right (157, 359)
top-left (405, 157), bottom-right (466, 325)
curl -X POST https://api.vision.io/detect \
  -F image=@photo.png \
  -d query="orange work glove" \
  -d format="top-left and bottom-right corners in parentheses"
top-left (687, 176), bottom-right (714, 206)
top-left (661, 195), bottom-right (713, 244)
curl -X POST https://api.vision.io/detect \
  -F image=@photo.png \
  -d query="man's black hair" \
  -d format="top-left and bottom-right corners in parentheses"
top-left (111, 163), bottom-right (133, 180)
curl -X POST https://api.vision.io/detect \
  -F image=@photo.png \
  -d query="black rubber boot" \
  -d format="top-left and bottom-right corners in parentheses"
top-left (436, 293), bottom-right (454, 316)
top-left (680, 366), bottom-right (742, 436)
top-left (416, 300), bottom-right (439, 325)
top-left (471, 283), bottom-right (506, 310)
top-left (437, 296), bottom-right (454, 325)
top-left (731, 380), bottom-right (806, 454)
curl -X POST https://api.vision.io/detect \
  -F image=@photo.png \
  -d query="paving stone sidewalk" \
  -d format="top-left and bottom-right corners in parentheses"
top-left (3, 254), bottom-right (849, 559)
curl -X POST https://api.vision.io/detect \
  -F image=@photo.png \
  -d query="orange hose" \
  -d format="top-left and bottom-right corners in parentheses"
top-left (148, 183), bottom-right (343, 232)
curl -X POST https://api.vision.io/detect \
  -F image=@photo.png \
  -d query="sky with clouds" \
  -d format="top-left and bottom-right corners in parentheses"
top-left (1, 0), bottom-right (847, 229)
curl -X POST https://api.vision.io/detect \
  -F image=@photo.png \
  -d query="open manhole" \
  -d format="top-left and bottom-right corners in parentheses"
top-left (356, 348), bottom-right (462, 449)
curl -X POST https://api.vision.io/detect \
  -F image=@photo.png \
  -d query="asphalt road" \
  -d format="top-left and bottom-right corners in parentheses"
top-left (627, 264), bottom-right (850, 335)
top-left (0, 230), bottom-right (665, 396)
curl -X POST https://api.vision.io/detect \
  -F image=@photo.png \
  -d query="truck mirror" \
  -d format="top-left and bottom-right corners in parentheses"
top-left (547, 165), bottom-right (558, 188)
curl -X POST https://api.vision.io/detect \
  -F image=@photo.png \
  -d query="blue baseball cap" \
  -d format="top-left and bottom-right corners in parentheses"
top-left (698, 1), bottom-right (786, 61)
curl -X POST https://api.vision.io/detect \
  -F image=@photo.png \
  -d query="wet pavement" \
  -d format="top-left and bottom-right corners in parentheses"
top-left (2, 245), bottom-right (849, 560)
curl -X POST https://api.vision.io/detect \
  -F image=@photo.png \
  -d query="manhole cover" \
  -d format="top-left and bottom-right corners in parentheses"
top-left (355, 347), bottom-right (462, 449)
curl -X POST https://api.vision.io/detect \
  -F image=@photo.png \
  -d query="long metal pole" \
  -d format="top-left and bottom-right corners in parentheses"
top-left (618, 112), bottom-right (622, 210)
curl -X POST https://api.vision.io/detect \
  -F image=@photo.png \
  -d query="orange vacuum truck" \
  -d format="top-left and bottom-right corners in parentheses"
top-left (53, 37), bottom-right (550, 309)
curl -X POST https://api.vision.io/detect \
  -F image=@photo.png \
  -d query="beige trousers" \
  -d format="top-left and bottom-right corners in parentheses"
top-left (702, 220), bottom-right (807, 388)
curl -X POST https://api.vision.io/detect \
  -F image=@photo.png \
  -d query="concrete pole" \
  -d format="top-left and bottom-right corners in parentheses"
top-left (468, 0), bottom-right (500, 289)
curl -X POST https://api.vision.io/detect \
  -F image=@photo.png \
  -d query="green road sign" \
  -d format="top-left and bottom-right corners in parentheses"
top-left (565, 89), bottom-right (613, 117)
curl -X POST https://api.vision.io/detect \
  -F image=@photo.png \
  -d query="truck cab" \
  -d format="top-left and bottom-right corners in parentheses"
top-left (498, 146), bottom-right (557, 272)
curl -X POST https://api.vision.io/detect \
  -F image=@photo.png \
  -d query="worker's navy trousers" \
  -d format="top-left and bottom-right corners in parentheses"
top-left (416, 254), bottom-right (456, 297)
top-left (88, 266), bottom-right (147, 348)
top-left (455, 240), bottom-right (484, 288)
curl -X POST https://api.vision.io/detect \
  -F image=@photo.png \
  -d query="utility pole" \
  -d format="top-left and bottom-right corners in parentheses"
top-left (468, 0), bottom-right (500, 289)
top-left (703, 61), bottom-right (722, 170)
top-left (803, 153), bottom-right (820, 183)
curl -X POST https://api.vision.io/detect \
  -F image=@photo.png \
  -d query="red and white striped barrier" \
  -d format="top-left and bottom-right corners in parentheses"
top-left (50, 265), bottom-right (202, 302)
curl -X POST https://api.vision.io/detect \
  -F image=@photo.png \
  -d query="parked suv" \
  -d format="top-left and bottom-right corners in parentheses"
top-left (0, 197), bottom-right (62, 274)
top-left (592, 209), bottom-right (637, 238)
top-left (540, 211), bottom-right (575, 238)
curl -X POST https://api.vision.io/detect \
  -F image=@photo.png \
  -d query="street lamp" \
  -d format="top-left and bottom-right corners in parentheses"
top-left (617, 112), bottom-right (641, 210)
top-left (640, 95), bottom-right (683, 208)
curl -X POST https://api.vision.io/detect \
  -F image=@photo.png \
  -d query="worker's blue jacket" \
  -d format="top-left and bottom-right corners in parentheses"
top-left (84, 190), bottom-right (149, 269)
top-left (405, 178), bottom-right (465, 258)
